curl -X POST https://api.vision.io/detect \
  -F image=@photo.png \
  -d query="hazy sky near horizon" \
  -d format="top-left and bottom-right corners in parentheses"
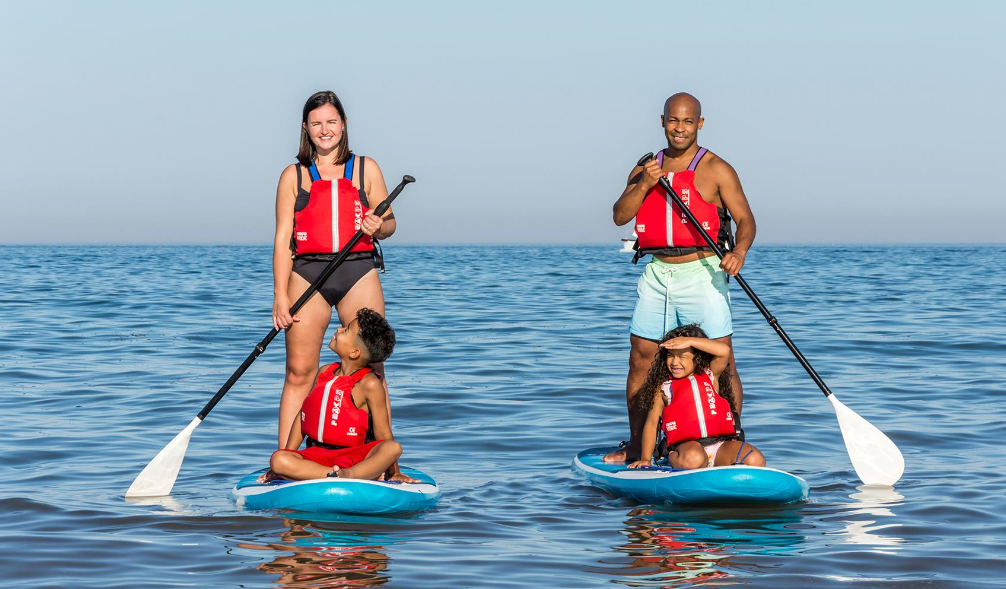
top-left (2, 1), bottom-right (1003, 244)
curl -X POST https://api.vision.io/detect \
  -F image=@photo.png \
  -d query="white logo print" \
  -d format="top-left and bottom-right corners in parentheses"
top-left (347, 427), bottom-right (358, 437)
top-left (665, 421), bottom-right (678, 432)
top-left (702, 221), bottom-right (711, 230)
top-left (679, 189), bottom-right (691, 224)
top-left (705, 383), bottom-right (718, 415)
top-left (296, 231), bottom-right (308, 241)
top-left (354, 201), bottom-right (364, 230)
top-left (329, 388), bottom-right (345, 426)
top-left (636, 223), bottom-right (646, 233)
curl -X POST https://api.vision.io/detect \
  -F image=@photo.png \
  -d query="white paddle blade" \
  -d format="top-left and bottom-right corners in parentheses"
top-left (829, 394), bottom-right (904, 486)
top-left (125, 417), bottom-right (202, 498)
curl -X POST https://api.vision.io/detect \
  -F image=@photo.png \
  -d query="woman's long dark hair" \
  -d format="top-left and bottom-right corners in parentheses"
top-left (632, 324), bottom-right (735, 417)
top-left (297, 91), bottom-right (351, 168)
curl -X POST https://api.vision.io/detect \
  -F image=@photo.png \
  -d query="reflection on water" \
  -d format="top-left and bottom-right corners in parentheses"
top-left (839, 486), bottom-right (905, 550)
top-left (589, 506), bottom-right (806, 587)
top-left (238, 518), bottom-right (402, 588)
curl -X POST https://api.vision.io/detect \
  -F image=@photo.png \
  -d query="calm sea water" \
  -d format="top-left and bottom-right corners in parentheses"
top-left (1, 244), bottom-right (1003, 588)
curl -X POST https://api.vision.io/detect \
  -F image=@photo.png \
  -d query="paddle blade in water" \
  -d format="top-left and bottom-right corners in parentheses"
top-left (125, 417), bottom-right (202, 498)
top-left (829, 394), bottom-right (904, 486)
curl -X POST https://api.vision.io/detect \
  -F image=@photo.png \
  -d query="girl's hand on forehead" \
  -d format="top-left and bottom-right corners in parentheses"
top-left (660, 337), bottom-right (692, 351)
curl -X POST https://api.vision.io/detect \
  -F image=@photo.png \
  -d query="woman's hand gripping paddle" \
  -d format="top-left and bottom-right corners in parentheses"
top-left (637, 153), bottom-right (904, 486)
top-left (125, 175), bottom-right (416, 498)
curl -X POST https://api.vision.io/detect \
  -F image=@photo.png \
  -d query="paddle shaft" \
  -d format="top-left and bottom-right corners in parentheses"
top-left (639, 152), bottom-right (833, 397)
top-left (195, 175), bottom-right (415, 420)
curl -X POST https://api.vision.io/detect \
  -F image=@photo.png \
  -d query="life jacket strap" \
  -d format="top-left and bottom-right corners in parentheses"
top-left (687, 147), bottom-right (708, 171)
top-left (305, 437), bottom-right (349, 450)
top-left (307, 153), bottom-right (355, 183)
top-left (666, 434), bottom-right (740, 453)
top-left (655, 146), bottom-right (708, 171)
top-left (344, 153), bottom-right (355, 180)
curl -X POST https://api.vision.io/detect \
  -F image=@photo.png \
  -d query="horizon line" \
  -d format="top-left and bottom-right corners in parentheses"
top-left (3, 242), bottom-right (1005, 247)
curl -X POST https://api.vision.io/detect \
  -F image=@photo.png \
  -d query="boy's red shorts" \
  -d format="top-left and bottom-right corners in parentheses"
top-left (275, 440), bottom-right (385, 468)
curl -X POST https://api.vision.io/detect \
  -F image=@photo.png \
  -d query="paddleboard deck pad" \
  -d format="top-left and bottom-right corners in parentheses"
top-left (573, 447), bottom-right (808, 505)
top-left (233, 467), bottom-right (441, 514)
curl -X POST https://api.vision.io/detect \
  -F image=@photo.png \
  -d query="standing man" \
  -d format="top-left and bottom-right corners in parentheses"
top-left (606, 92), bottom-right (756, 463)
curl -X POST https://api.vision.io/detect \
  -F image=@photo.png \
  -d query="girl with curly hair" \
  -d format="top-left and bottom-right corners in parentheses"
top-left (628, 324), bottom-right (765, 470)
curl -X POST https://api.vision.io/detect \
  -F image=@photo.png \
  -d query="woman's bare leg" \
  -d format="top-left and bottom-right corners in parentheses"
top-left (278, 272), bottom-right (333, 446)
top-left (336, 269), bottom-right (392, 418)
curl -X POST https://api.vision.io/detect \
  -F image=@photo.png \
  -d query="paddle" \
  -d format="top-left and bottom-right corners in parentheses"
top-left (637, 152), bottom-right (904, 486)
top-left (125, 175), bottom-right (416, 498)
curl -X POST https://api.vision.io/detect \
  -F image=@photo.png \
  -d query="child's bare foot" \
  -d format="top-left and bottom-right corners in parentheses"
top-left (257, 469), bottom-right (280, 484)
top-left (388, 472), bottom-right (421, 484)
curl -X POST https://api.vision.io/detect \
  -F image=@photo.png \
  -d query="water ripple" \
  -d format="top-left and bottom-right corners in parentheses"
top-left (0, 245), bottom-right (1004, 588)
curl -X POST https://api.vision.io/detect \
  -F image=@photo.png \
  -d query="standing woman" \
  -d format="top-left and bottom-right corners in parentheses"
top-left (272, 91), bottom-right (396, 446)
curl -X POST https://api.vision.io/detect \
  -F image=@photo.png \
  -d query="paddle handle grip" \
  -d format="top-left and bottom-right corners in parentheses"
top-left (195, 175), bottom-right (416, 420)
top-left (638, 152), bottom-right (833, 397)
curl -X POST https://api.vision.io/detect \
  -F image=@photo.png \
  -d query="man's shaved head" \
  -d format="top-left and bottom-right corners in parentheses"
top-left (663, 93), bottom-right (702, 118)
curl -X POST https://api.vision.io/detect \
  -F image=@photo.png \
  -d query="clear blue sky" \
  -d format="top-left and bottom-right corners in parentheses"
top-left (2, 1), bottom-right (1003, 244)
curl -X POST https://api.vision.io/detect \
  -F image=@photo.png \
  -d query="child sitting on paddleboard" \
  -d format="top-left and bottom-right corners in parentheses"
top-left (629, 324), bottom-right (765, 470)
top-left (259, 308), bottom-right (418, 483)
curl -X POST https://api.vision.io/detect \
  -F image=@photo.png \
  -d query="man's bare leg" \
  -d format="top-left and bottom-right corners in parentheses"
top-left (604, 335), bottom-right (659, 463)
top-left (715, 335), bottom-right (743, 414)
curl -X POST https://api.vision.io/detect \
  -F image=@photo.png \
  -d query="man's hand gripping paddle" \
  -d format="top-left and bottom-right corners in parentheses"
top-left (637, 152), bottom-right (904, 486)
top-left (126, 175), bottom-right (416, 498)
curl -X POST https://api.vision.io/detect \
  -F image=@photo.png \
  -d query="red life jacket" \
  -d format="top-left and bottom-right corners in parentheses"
top-left (633, 147), bottom-right (733, 261)
top-left (300, 363), bottom-right (372, 448)
top-left (293, 154), bottom-right (375, 255)
top-left (661, 370), bottom-right (736, 446)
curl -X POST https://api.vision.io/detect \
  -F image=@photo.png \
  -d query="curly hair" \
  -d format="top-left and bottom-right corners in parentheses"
top-left (632, 324), bottom-right (735, 417)
top-left (355, 308), bottom-right (396, 364)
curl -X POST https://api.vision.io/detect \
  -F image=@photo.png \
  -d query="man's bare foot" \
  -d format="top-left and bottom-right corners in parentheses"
top-left (603, 442), bottom-right (640, 463)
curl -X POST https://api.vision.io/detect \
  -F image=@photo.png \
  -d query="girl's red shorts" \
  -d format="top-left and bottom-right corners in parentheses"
top-left (275, 440), bottom-right (385, 468)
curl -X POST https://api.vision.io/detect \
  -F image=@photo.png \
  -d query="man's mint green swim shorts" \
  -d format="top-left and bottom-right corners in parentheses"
top-left (629, 256), bottom-right (733, 341)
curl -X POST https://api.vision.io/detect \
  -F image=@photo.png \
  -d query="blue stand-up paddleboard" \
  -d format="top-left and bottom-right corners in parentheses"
top-left (573, 447), bottom-right (808, 505)
top-left (233, 467), bottom-right (441, 514)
